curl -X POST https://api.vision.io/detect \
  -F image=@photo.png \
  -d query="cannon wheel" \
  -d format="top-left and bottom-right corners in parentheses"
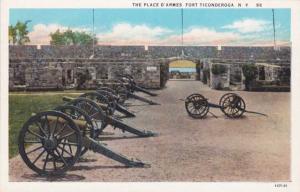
top-left (118, 75), bottom-right (135, 93)
top-left (219, 93), bottom-right (246, 118)
top-left (97, 87), bottom-right (117, 95)
top-left (96, 90), bottom-right (119, 106)
top-left (112, 79), bottom-right (130, 103)
top-left (55, 105), bottom-right (95, 156)
top-left (80, 92), bottom-right (116, 115)
top-left (115, 86), bottom-right (128, 104)
top-left (219, 93), bottom-right (237, 107)
top-left (97, 87), bottom-right (125, 104)
top-left (67, 97), bottom-right (107, 137)
top-left (185, 93), bottom-right (209, 119)
top-left (18, 111), bottom-right (82, 175)
top-left (98, 87), bottom-right (128, 105)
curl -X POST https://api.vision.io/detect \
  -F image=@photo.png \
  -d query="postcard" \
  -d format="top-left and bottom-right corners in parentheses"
top-left (1, 0), bottom-right (300, 191)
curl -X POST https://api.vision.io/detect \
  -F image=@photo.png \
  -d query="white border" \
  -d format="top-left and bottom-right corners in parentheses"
top-left (1, 1), bottom-right (300, 192)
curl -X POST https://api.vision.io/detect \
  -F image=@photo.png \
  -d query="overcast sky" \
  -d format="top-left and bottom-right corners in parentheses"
top-left (9, 8), bottom-right (291, 46)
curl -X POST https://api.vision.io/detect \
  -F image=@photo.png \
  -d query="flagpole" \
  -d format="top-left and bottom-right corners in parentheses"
top-left (181, 8), bottom-right (184, 57)
top-left (272, 9), bottom-right (276, 49)
top-left (92, 8), bottom-right (95, 57)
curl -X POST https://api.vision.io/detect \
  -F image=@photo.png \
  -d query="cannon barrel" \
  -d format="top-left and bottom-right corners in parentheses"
top-left (63, 96), bottom-right (157, 137)
top-left (46, 115), bottom-right (87, 128)
top-left (116, 74), bottom-right (158, 96)
top-left (127, 92), bottom-right (160, 105)
top-left (115, 103), bottom-right (136, 117)
top-left (106, 116), bottom-right (158, 137)
top-left (63, 96), bottom-right (109, 109)
top-left (132, 85), bottom-right (158, 96)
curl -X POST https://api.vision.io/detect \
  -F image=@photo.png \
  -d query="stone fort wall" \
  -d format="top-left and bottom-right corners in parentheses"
top-left (9, 58), bottom-right (169, 90)
top-left (9, 45), bottom-right (290, 90)
top-left (9, 45), bottom-right (291, 60)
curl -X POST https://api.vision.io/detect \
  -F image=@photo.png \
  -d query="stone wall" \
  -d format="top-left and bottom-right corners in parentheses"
top-left (202, 59), bottom-right (290, 91)
top-left (9, 45), bottom-right (39, 58)
top-left (9, 45), bottom-right (291, 60)
top-left (219, 46), bottom-right (291, 60)
top-left (9, 45), bottom-right (290, 91)
top-left (148, 46), bottom-right (218, 58)
top-left (25, 66), bottom-right (63, 89)
top-left (9, 58), bottom-right (167, 90)
top-left (10, 45), bottom-right (147, 59)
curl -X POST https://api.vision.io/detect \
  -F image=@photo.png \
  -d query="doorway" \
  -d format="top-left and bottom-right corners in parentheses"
top-left (169, 60), bottom-right (197, 80)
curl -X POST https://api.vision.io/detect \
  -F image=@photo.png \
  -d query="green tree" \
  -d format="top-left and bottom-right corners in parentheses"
top-left (9, 26), bottom-right (17, 44)
top-left (9, 21), bottom-right (31, 45)
top-left (49, 29), bottom-right (65, 45)
top-left (50, 29), bottom-right (96, 45)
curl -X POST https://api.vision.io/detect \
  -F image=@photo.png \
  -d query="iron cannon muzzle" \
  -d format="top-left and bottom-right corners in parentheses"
top-left (126, 159), bottom-right (151, 168)
top-left (140, 130), bottom-right (159, 137)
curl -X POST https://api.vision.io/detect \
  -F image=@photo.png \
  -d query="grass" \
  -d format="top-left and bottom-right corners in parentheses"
top-left (10, 90), bottom-right (88, 95)
top-left (9, 93), bottom-right (81, 158)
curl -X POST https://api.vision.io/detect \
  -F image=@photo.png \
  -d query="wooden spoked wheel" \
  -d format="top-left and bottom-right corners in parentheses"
top-left (219, 93), bottom-right (246, 118)
top-left (185, 93), bottom-right (209, 119)
top-left (18, 111), bottom-right (82, 175)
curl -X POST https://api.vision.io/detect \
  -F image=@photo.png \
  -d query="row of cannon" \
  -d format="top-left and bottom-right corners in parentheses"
top-left (18, 75), bottom-right (159, 176)
top-left (18, 74), bottom-right (268, 176)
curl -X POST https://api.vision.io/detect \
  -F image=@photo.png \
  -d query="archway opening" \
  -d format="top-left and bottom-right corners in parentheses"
top-left (169, 60), bottom-right (198, 80)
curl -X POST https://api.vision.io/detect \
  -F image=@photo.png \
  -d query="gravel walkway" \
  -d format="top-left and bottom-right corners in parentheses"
top-left (9, 81), bottom-right (290, 182)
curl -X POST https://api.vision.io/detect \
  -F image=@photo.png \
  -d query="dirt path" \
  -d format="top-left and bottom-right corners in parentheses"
top-left (9, 81), bottom-right (290, 182)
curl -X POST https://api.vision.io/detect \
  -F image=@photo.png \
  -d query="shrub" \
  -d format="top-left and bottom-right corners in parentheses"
top-left (242, 64), bottom-right (258, 91)
top-left (76, 69), bottom-right (92, 89)
top-left (211, 64), bottom-right (227, 75)
top-left (232, 73), bottom-right (242, 82)
top-left (242, 64), bottom-right (258, 81)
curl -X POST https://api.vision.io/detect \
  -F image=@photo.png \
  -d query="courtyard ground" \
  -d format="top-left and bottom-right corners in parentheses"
top-left (9, 80), bottom-right (290, 182)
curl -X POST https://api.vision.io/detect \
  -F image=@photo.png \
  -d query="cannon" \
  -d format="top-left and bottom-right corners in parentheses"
top-left (184, 93), bottom-right (267, 119)
top-left (64, 91), bottom-right (135, 118)
top-left (18, 109), bottom-right (150, 176)
top-left (62, 96), bottom-right (157, 137)
top-left (125, 90), bottom-right (160, 105)
top-left (80, 92), bottom-right (116, 115)
top-left (97, 86), bottom-right (128, 105)
top-left (96, 90), bottom-right (136, 118)
top-left (117, 74), bottom-right (158, 96)
top-left (97, 83), bottom-right (160, 106)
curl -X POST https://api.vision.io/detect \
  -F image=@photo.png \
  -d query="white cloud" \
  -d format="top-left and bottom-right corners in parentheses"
top-left (97, 23), bottom-right (241, 45)
top-left (27, 22), bottom-right (289, 46)
top-left (181, 27), bottom-right (240, 45)
top-left (222, 19), bottom-right (270, 33)
top-left (28, 24), bottom-right (91, 45)
top-left (97, 23), bottom-right (171, 45)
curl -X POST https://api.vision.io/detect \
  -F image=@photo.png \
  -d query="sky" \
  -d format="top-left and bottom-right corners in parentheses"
top-left (9, 8), bottom-right (291, 46)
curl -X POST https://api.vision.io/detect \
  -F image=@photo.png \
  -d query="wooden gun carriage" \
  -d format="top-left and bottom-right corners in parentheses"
top-left (18, 92), bottom-right (158, 176)
top-left (184, 93), bottom-right (267, 119)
